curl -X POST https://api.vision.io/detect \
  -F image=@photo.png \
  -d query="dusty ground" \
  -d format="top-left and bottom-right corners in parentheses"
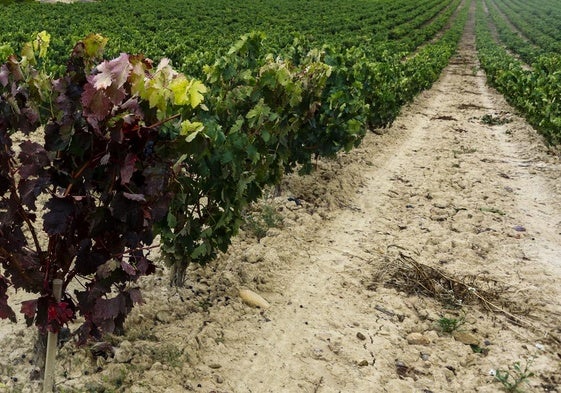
top-left (2, 5), bottom-right (561, 393)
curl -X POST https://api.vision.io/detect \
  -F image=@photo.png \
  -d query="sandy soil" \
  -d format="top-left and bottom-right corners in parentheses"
top-left (2, 5), bottom-right (561, 393)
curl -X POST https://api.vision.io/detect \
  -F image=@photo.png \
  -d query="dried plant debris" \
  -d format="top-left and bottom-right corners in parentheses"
top-left (372, 246), bottom-right (507, 308)
top-left (371, 246), bottom-right (560, 345)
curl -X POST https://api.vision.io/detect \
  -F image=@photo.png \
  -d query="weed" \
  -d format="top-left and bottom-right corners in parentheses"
top-left (125, 327), bottom-right (159, 342)
top-left (437, 312), bottom-right (465, 333)
top-left (481, 113), bottom-right (512, 126)
top-left (494, 358), bottom-right (535, 392)
top-left (197, 299), bottom-right (212, 311)
top-left (151, 343), bottom-right (183, 368)
top-left (243, 203), bottom-right (283, 240)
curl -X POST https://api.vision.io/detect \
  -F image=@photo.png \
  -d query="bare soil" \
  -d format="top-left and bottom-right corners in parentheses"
top-left (2, 6), bottom-right (561, 393)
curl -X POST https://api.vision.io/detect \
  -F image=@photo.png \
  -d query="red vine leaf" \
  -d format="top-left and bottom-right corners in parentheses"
top-left (47, 301), bottom-right (74, 333)
top-left (20, 298), bottom-right (37, 326)
top-left (120, 153), bottom-right (137, 185)
top-left (81, 82), bottom-right (112, 123)
top-left (93, 53), bottom-right (131, 91)
top-left (43, 197), bottom-right (75, 235)
top-left (120, 260), bottom-right (136, 275)
top-left (128, 287), bottom-right (143, 305)
top-left (0, 276), bottom-right (16, 322)
top-left (123, 192), bottom-right (146, 202)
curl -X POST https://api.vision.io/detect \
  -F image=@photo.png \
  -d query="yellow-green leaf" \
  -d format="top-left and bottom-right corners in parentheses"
top-left (169, 75), bottom-right (189, 106)
top-left (180, 120), bottom-right (204, 142)
top-left (187, 80), bottom-right (207, 108)
top-left (33, 31), bottom-right (51, 59)
top-left (21, 43), bottom-right (36, 65)
top-left (83, 33), bottom-right (108, 59)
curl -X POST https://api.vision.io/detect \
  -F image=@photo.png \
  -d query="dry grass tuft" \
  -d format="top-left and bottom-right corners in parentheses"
top-left (371, 245), bottom-right (561, 346)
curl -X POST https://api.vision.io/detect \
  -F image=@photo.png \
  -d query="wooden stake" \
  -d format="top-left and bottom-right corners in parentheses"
top-left (43, 279), bottom-right (63, 393)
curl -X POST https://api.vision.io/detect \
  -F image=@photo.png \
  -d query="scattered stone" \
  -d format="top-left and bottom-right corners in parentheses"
top-left (215, 374), bottom-right (224, 384)
top-left (406, 332), bottom-right (431, 346)
top-left (356, 332), bottom-right (367, 341)
top-left (114, 341), bottom-right (133, 363)
top-left (239, 289), bottom-right (270, 309)
top-left (420, 352), bottom-right (430, 361)
top-left (513, 225), bottom-right (526, 232)
top-left (327, 342), bottom-right (342, 355)
top-left (311, 348), bottom-right (327, 361)
top-left (130, 354), bottom-right (152, 371)
top-left (90, 341), bottom-right (115, 359)
top-left (357, 360), bottom-right (369, 367)
top-left (156, 310), bottom-right (172, 323)
top-left (209, 363), bottom-right (222, 369)
top-left (102, 363), bottom-right (128, 386)
top-left (453, 331), bottom-right (479, 346)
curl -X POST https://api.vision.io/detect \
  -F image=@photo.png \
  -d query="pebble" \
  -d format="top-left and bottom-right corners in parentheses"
top-left (356, 332), bottom-right (367, 341)
top-left (209, 363), bottom-right (222, 369)
top-left (114, 341), bottom-right (133, 363)
top-left (357, 360), bottom-right (369, 367)
top-left (239, 289), bottom-right (270, 309)
top-left (156, 310), bottom-right (172, 323)
top-left (215, 375), bottom-right (224, 384)
top-left (453, 331), bottom-right (479, 346)
top-left (406, 332), bottom-right (431, 346)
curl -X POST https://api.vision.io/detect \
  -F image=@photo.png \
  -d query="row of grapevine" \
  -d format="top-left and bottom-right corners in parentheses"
top-left (488, 0), bottom-right (561, 54)
top-left (1, 0), bottom-right (468, 348)
top-left (0, 0), bottom-right (457, 77)
top-left (483, 0), bottom-right (543, 65)
top-left (475, 0), bottom-right (561, 144)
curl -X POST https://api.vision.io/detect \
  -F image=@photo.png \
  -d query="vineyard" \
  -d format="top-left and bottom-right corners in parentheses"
top-left (1, 0), bottom-right (561, 392)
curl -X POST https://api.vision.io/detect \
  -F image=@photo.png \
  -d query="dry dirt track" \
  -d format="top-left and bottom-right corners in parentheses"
top-left (2, 4), bottom-right (561, 393)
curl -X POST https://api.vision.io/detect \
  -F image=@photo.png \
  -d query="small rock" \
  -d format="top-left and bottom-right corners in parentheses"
top-left (311, 348), bottom-right (327, 361)
top-left (357, 360), bottom-right (369, 367)
top-left (239, 289), bottom-right (270, 309)
top-left (156, 310), bottom-right (172, 323)
top-left (209, 363), bottom-right (222, 369)
top-left (102, 363), bottom-right (128, 385)
top-left (356, 332), bottom-right (367, 341)
top-left (420, 352), bottom-right (430, 361)
top-left (327, 342), bottom-right (342, 355)
top-left (130, 354), bottom-right (152, 371)
top-left (406, 332), bottom-right (431, 346)
top-left (90, 341), bottom-right (115, 359)
top-left (114, 341), bottom-right (133, 363)
top-left (443, 368), bottom-right (455, 382)
top-left (453, 331), bottom-right (479, 346)
top-left (215, 374), bottom-right (224, 384)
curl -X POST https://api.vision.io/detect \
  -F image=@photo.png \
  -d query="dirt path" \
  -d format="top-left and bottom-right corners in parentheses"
top-left (2, 4), bottom-right (561, 393)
